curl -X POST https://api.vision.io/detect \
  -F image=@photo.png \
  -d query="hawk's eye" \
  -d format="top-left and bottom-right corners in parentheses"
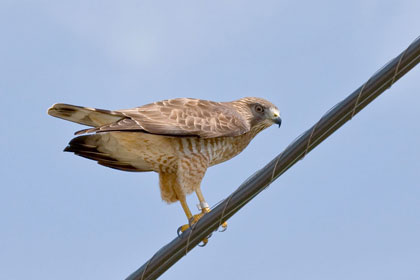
top-left (255, 105), bottom-right (264, 113)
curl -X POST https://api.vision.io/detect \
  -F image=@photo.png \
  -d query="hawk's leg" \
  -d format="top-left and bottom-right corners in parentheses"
top-left (177, 195), bottom-right (211, 246)
top-left (158, 171), bottom-right (203, 233)
top-left (195, 186), bottom-right (228, 231)
top-left (179, 196), bottom-right (193, 220)
top-left (178, 195), bottom-right (194, 233)
top-left (175, 157), bottom-right (213, 245)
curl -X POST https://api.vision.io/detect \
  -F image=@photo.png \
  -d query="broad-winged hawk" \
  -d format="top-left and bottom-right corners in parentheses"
top-left (48, 97), bottom-right (281, 239)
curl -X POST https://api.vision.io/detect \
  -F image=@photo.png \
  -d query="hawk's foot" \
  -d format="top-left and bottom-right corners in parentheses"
top-left (176, 212), bottom-right (204, 237)
top-left (176, 209), bottom-right (212, 246)
top-left (176, 207), bottom-right (227, 245)
top-left (200, 207), bottom-right (228, 232)
top-left (176, 210), bottom-right (206, 235)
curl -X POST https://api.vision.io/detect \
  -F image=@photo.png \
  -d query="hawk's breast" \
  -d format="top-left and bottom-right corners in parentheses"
top-left (176, 132), bottom-right (255, 167)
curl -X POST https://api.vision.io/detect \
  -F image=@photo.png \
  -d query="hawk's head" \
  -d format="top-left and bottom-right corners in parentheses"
top-left (231, 97), bottom-right (281, 133)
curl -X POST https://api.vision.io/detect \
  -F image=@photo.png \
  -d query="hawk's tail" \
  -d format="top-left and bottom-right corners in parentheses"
top-left (47, 103), bottom-right (123, 128)
top-left (64, 134), bottom-right (141, 172)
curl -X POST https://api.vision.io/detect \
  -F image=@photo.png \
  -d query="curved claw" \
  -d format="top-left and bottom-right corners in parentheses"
top-left (177, 226), bottom-right (183, 237)
top-left (198, 232), bottom-right (213, 247)
top-left (177, 224), bottom-right (190, 237)
top-left (176, 226), bottom-right (183, 237)
top-left (218, 221), bottom-right (228, 232)
top-left (198, 238), bottom-right (208, 247)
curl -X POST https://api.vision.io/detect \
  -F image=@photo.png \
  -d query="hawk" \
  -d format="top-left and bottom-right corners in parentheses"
top-left (48, 97), bottom-right (281, 241)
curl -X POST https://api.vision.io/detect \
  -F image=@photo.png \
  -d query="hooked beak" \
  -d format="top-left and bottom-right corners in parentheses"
top-left (268, 107), bottom-right (282, 127)
top-left (273, 116), bottom-right (282, 127)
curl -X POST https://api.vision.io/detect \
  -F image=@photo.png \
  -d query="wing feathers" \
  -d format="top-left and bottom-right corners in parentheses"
top-left (49, 98), bottom-right (251, 138)
top-left (64, 135), bottom-right (142, 172)
top-left (116, 98), bottom-right (250, 138)
top-left (74, 118), bottom-right (143, 135)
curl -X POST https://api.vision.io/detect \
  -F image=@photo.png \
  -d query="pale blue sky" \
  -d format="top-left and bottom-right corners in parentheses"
top-left (1, 1), bottom-right (419, 279)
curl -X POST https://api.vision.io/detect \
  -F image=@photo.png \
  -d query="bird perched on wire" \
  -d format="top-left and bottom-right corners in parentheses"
top-left (48, 97), bottom-right (281, 244)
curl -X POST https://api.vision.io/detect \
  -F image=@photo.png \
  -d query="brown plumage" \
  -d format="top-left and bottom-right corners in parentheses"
top-left (48, 97), bottom-right (281, 228)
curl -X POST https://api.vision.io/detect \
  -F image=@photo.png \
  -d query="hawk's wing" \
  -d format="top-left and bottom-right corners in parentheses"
top-left (78, 98), bottom-right (250, 138)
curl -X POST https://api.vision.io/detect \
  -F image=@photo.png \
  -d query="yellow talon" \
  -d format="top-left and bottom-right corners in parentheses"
top-left (177, 211), bottom-right (205, 236)
top-left (191, 212), bottom-right (205, 224)
top-left (177, 208), bottom-right (214, 246)
top-left (179, 224), bottom-right (190, 232)
top-left (199, 237), bottom-right (209, 247)
top-left (177, 206), bottom-right (228, 244)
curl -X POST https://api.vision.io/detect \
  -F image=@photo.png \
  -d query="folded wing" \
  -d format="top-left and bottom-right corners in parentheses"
top-left (74, 98), bottom-right (250, 138)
